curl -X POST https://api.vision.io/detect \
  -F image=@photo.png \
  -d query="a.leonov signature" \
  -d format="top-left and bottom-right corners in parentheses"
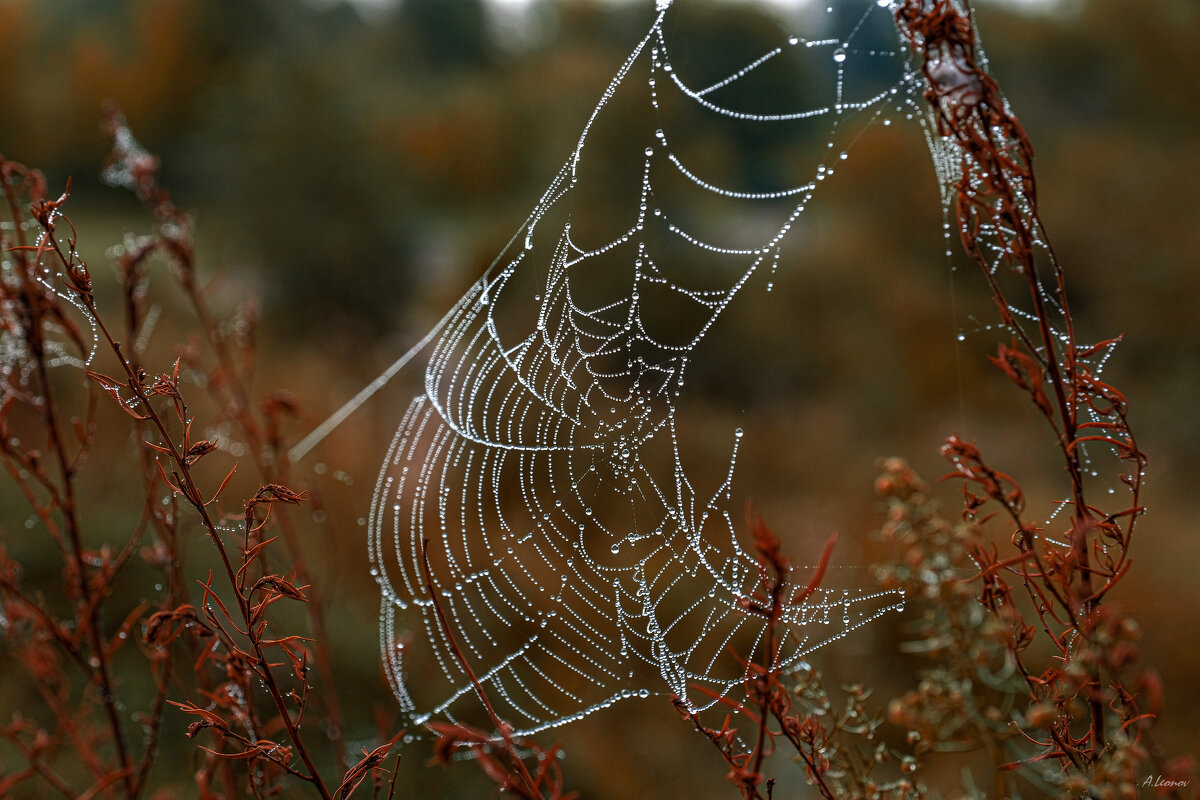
top-left (1141, 775), bottom-right (1191, 789)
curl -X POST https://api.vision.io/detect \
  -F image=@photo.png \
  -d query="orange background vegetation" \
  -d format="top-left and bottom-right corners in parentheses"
top-left (1, 0), bottom-right (1196, 795)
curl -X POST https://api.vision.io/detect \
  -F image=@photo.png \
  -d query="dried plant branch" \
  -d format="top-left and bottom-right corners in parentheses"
top-left (100, 109), bottom-right (350, 771)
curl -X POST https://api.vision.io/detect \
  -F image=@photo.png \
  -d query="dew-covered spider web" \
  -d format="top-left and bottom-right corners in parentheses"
top-left (365, 0), bottom-right (931, 735)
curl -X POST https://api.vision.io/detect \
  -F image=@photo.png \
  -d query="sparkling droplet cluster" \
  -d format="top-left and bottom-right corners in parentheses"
top-left (370, 0), bottom-right (917, 736)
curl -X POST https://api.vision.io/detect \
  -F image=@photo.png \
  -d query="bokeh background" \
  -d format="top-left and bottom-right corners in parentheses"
top-left (1, 0), bottom-right (1197, 795)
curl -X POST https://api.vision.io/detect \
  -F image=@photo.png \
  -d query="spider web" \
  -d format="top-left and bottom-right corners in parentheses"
top-left (368, 0), bottom-right (921, 735)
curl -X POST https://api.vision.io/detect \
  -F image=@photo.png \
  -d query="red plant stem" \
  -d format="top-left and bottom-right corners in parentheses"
top-left (419, 538), bottom-right (540, 796)
top-left (114, 301), bottom-right (187, 795)
top-left (135, 657), bottom-right (174, 792)
top-left (386, 752), bottom-right (402, 799)
top-left (63, 264), bottom-right (332, 798)
top-left (263, 491), bottom-right (347, 770)
top-left (33, 666), bottom-right (114, 788)
top-left (5, 736), bottom-right (77, 799)
top-left (749, 577), bottom-right (785, 789)
top-left (896, 0), bottom-right (1129, 760)
top-left (957, 66), bottom-right (1110, 758)
top-left (0, 449), bottom-right (72, 561)
top-left (16, 233), bottom-right (138, 797)
top-left (161, 199), bottom-right (349, 770)
top-left (776, 721), bottom-right (835, 800)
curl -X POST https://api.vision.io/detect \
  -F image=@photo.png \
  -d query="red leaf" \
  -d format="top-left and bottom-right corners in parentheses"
top-left (86, 371), bottom-right (149, 419)
top-left (335, 733), bottom-right (403, 800)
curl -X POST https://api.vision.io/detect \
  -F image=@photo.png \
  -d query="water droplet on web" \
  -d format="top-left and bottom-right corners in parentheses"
top-left (833, 48), bottom-right (847, 63)
top-left (644, 146), bottom-right (654, 157)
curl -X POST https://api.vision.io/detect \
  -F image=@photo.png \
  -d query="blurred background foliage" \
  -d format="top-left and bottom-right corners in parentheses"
top-left (1, 0), bottom-right (1197, 796)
